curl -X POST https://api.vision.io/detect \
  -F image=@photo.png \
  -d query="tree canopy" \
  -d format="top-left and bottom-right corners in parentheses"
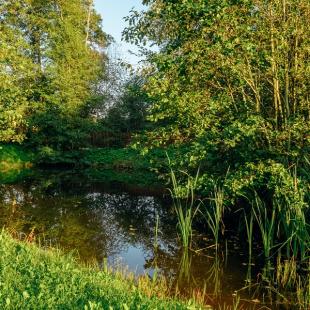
top-left (124, 0), bottom-right (310, 203)
top-left (0, 0), bottom-right (107, 145)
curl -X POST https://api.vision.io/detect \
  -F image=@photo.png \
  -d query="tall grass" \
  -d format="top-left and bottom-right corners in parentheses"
top-left (266, 256), bottom-right (310, 309)
top-left (204, 184), bottom-right (225, 250)
top-left (244, 210), bottom-right (254, 262)
top-left (252, 193), bottom-right (276, 260)
top-left (169, 168), bottom-right (200, 248)
top-left (244, 186), bottom-right (309, 261)
top-left (296, 274), bottom-right (310, 310)
top-left (275, 198), bottom-right (310, 260)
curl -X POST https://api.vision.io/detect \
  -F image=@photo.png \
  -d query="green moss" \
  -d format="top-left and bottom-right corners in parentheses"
top-left (0, 232), bottom-right (197, 309)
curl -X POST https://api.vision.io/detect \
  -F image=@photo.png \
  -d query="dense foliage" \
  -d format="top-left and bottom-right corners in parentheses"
top-left (0, 2), bottom-right (309, 305)
top-left (0, 0), bottom-right (107, 148)
top-left (124, 0), bottom-right (310, 206)
top-left (103, 75), bottom-right (151, 133)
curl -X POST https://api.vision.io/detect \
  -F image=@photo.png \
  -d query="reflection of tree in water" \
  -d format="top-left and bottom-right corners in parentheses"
top-left (0, 183), bottom-right (178, 264)
top-left (0, 179), bottom-right (251, 302)
top-left (87, 192), bottom-right (177, 246)
top-left (0, 185), bottom-right (127, 261)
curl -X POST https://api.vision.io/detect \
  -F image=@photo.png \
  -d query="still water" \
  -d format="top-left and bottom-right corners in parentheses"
top-left (0, 169), bottom-right (298, 309)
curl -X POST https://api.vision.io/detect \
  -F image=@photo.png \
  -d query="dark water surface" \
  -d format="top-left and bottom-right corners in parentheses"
top-left (0, 169), bottom-right (297, 309)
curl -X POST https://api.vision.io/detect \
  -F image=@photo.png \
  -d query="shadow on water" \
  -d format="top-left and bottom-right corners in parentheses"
top-left (0, 169), bottom-right (307, 309)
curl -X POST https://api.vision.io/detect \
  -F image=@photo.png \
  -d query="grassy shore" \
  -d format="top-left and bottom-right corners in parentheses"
top-left (0, 144), bottom-right (165, 186)
top-left (0, 232), bottom-right (200, 309)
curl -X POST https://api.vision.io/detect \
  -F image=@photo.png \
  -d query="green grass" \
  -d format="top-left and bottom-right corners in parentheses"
top-left (169, 168), bottom-right (200, 249)
top-left (0, 145), bottom-right (34, 183)
top-left (82, 148), bottom-right (149, 170)
top-left (0, 232), bottom-right (198, 310)
top-left (82, 148), bottom-right (161, 186)
top-left (204, 184), bottom-right (225, 251)
top-left (0, 145), bottom-right (163, 187)
top-left (35, 147), bottom-right (151, 170)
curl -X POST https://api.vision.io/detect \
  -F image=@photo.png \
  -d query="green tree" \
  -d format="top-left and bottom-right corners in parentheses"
top-left (124, 0), bottom-right (310, 203)
top-left (0, 1), bottom-right (36, 142)
top-left (0, 0), bottom-right (108, 147)
top-left (103, 74), bottom-right (150, 133)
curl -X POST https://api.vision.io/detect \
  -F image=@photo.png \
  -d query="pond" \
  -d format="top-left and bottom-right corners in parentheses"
top-left (0, 169), bottom-right (301, 309)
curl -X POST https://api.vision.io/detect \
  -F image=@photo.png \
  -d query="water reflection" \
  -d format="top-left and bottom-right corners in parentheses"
top-left (0, 171), bottom-right (303, 309)
top-left (0, 183), bottom-right (176, 265)
top-left (0, 174), bottom-right (250, 305)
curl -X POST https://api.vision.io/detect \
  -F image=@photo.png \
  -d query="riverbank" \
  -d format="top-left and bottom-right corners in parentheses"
top-left (0, 144), bottom-right (163, 186)
top-left (0, 144), bottom-right (149, 170)
top-left (0, 231), bottom-right (200, 309)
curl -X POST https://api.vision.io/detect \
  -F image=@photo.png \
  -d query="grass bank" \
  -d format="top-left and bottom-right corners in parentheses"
top-left (0, 232), bottom-right (199, 309)
top-left (0, 145), bottom-right (162, 186)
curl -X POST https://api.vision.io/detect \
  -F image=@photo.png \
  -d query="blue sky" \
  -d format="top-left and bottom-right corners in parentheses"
top-left (94, 0), bottom-right (145, 65)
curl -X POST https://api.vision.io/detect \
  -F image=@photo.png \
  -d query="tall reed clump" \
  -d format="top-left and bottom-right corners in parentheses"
top-left (273, 256), bottom-right (310, 309)
top-left (204, 184), bottom-right (225, 250)
top-left (274, 163), bottom-right (310, 260)
top-left (177, 248), bottom-right (192, 284)
top-left (296, 273), bottom-right (310, 310)
top-left (247, 187), bottom-right (309, 261)
top-left (169, 168), bottom-right (200, 249)
top-left (252, 193), bottom-right (276, 260)
top-left (275, 198), bottom-right (310, 260)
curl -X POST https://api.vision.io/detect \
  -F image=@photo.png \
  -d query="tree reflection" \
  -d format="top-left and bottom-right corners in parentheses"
top-left (0, 171), bottom-right (252, 305)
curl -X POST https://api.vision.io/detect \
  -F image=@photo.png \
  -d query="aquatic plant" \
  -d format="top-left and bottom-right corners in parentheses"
top-left (203, 184), bottom-right (225, 250)
top-left (218, 295), bottom-right (241, 310)
top-left (244, 210), bottom-right (254, 263)
top-left (169, 167), bottom-right (200, 248)
top-left (177, 248), bottom-right (192, 285)
top-left (296, 275), bottom-right (310, 310)
top-left (206, 255), bottom-right (223, 298)
top-left (252, 193), bottom-right (276, 260)
top-left (275, 197), bottom-right (310, 260)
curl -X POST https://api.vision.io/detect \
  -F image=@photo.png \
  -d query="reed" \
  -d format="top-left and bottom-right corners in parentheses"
top-left (204, 184), bottom-right (225, 250)
top-left (276, 254), bottom-right (297, 289)
top-left (275, 197), bottom-right (310, 260)
top-left (252, 193), bottom-right (276, 260)
top-left (178, 248), bottom-right (192, 284)
top-left (218, 295), bottom-right (241, 310)
top-left (296, 274), bottom-right (310, 310)
top-left (244, 210), bottom-right (254, 262)
top-left (169, 167), bottom-right (200, 248)
top-left (206, 255), bottom-right (223, 297)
